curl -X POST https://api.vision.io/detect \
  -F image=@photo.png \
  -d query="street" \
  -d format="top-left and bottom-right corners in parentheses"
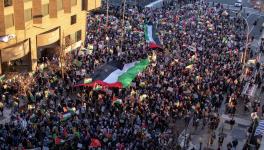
top-left (176, 1), bottom-right (264, 150)
top-left (0, 0), bottom-right (264, 149)
top-left (209, 0), bottom-right (252, 7)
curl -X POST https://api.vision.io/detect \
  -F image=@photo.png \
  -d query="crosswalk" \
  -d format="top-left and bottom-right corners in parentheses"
top-left (242, 83), bottom-right (258, 97)
top-left (177, 129), bottom-right (198, 150)
top-left (255, 120), bottom-right (264, 136)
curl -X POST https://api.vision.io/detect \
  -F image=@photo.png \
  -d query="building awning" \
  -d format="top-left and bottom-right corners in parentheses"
top-left (1, 39), bottom-right (30, 62)
top-left (37, 28), bottom-right (60, 47)
top-left (65, 40), bottom-right (83, 53)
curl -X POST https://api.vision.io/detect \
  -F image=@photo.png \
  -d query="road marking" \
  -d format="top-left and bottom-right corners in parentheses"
top-left (249, 26), bottom-right (255, 34)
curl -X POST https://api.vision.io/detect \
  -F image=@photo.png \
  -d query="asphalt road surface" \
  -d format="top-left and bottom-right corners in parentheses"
top-left (209, 0), bottom-right (253, 8)
top-left (107, 0), bottom-right (156, 7)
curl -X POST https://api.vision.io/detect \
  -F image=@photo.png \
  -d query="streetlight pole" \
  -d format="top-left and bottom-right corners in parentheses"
top-left (240, 14), bottom-right (250, 68)
top-left (120, 0), bottom-right (126, 56)
top-left (247, 117), bottom-right (258, 148)
top-left (106, 0), bottom-right (109, 52)
top-left (106, 0), bottom-right (109, 28)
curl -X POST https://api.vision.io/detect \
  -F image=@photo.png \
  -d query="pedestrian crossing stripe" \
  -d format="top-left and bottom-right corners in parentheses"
top-left (255, 120), bottom-right (264, 136)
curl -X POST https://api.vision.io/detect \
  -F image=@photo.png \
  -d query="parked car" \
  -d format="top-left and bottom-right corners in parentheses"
top-left (235, 0), bottom-right (242, 7)
top-left (254, 1), bottom-right (261, 10)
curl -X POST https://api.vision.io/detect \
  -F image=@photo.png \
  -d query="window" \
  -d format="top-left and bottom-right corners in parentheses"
top-left (42, 4), bottom-right (49, 17)
top-left (4, 0), bottom-right (12, 7)
top-left (24, 9), bottom-right (32, 22)
top-left (5, 14), bottom-right (14, 28)
top-left (71, 0), bottom-right (77, 6)
top-left (71, 15), bottom-right (76, 25)
top-left (76, 30), bottom-right (82, 41)
top-left (57, 0), bottom-right (63, 11)
top-left (82, 0), bottom-right (87, 11)
top-left (65, 35), bottom-right (71, 46)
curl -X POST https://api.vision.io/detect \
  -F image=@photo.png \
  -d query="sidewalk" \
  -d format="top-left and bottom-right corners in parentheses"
top-left (250, 29), bottom-right (264, 56)
top-left (177, 2), bottom-right (264, 149)
top-left (189, 114), bottom-right (250, 150)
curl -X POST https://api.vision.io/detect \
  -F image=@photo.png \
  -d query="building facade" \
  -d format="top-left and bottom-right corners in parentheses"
top-left (0, 0), bottom-right (101, 74)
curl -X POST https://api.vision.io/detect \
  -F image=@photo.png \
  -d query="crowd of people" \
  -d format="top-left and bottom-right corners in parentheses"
top-left (0, 1), bottom-right (248, 149)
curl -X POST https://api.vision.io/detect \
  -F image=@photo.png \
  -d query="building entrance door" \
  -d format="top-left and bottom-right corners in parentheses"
top-left (37, 45), bottom-right (59, 63)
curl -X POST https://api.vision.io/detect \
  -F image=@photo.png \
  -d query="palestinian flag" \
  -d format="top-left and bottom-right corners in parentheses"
top-left (61, 109), bottom-right (75, 121)
top-left (84, 78), bottom-right (92, 84)
top-left (76, 59), bottom-right (150, 88)
top-left (112, 97), bottom-right (122, 106)
top-left (144, 23), bottom-right (162, 49)
top-left (54, 136), bottom-right (65, 145)
top-left (93, 84), bottom-right (103, 91)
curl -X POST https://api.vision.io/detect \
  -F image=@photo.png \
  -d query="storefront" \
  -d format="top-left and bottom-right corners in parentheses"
top-left (1, 39), bottom-right (31, 73)
top-left (36, 27), bottom-right (60, 62)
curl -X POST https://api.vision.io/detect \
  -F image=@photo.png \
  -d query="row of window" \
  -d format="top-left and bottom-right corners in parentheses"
top-left (5, 13), bottom-right (77, 28)
top-left (4, 0), bottom-right (77, 7)
top-left (4, 0), bottom-right (78, 28)
top-left (65, 30), bottom-right (82, 46)
top-left (5, 14), bottom-right (77, 29)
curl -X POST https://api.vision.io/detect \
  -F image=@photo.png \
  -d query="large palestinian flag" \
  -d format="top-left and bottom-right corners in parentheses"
top-left (76, 59), bottom-right (150, 88)
top-left (144, 24), bottom-right (162, 49)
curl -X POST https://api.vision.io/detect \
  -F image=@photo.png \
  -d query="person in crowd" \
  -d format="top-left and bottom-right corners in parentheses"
top-left (0, 1), bottom-right (248, 149)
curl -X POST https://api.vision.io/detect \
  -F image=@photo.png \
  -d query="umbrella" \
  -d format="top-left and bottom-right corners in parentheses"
top-left (89, 138), bottom-right (102, 148)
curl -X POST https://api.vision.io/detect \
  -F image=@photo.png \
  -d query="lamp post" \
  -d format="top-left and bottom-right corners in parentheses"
top-left (120, 0), bottom-right (126, 56)
top-left (248, 115), bottom-right (259, 147)
top-left (106, 0), bottom-right (109, 53)
top-left (106, 0), bottom-right (109, 28)
top-left (199, 137), bottom-right (202, 150)
top-left (241, 14), bottom-right (250, 68)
